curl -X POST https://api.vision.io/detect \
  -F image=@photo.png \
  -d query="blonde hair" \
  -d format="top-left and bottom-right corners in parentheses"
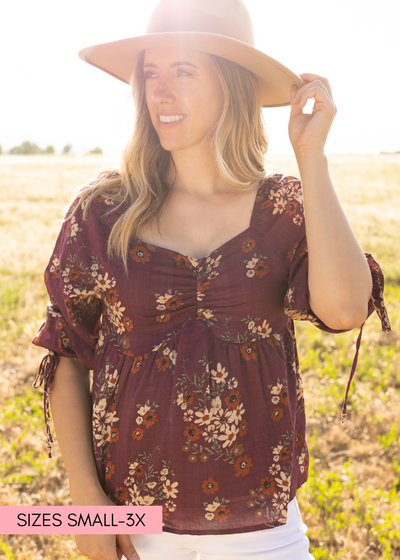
top-left (72, 51), bottom-right (269, 270)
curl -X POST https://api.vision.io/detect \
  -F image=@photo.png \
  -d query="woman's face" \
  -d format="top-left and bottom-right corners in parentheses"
top-left (143, 47), bottom-right (224, 155)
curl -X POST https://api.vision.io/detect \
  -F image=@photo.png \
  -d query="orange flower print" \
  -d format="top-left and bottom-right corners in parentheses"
top-left (70, 317), bottom-right (79, 329)
top-left (131, 355), bottom-right (144, 373)
top-left (156, 313), bottom-right (171, 323)
top-left (197, 280), bottom-right (210, 293)
top-left (261, 198), bottom-right (273, 209)
top-left (202, 477), bottom-right (219, 495)
top-left (240, 342), bottom-right (256, 361)
top-left (279, 448), bottom-right (291, 462)
top-left (156, 355), bottom-right (171, 371)
top-left (163, 506), bottom-right (170, 522)
top-left (287, 241), bottom-right (300, 262)
top-left (247, 499), bottom-right (256, 508)
top-left (182, 444), bottom-right (191, 452)
top-left (199, 453), bottom-right (210, 463)
top-left (241, 237), bottom-right (256, 252)
top-left (238, 419), bottom-right (248, 436)
top-left (184, 391), bottom-right (195, 405)
top-left (130, 245), bottom-right (150, 263)
top-left (214, 505), bottom-right (232, 523)
top-left (294, 431), bottom-right (304, 447)
top-left (122, 317), bottom-right (133, 332)
top-left (271, 407), bottom-right (283, 421)
top-left (65, 222), bottom-right (72, 237)
top-left (132, 427), bottom-right (144, 440)
top-left (173, 254), bottom-right (191, 268)
top-left (286, 201), bottom-right (298, 217)
top-left (106, 289), bottom-right (119, 303)
top-left (184, 423), bottom-right (202, 441)
top-left (279, 388), bottom-right (289, 405)
top-left (115, 486), bottom-right (129, 502)
top-left (121, 336), bottom-right (131, 350)
top-left (165, 296), bottom-right (184, 310)
top-left (133, 464), bottom-right (145, 477)
top-left (105, 461), bottom-right (115, 480)
top-left (299, 246), bottom-right (308, 261)
top-left (260, 476), bottom-right (276, 495)
top-left (254, 262), bottom-right (269, 278)
top-left (225, 390), bottom-right (241, 410)
top-left (52, 266), bottom-right (61, 279)
top-left (143, 411), bottom-right (158, 428)
top-left (110, 427), bottom-right (119, 443)
top-left (69, 269), bottom-right (80, 282)
top-left (55, 318), bottom-right (66, 331)
top-left (108, 397), bottom-right (116, 412)
top-left (234, 455), bottom-right (253, 477)
top-left (232, 442), bottom-right (245, 457)
top-left (267, 336), bottom-right (280, 349)
top-left (188, 454), bottom-right (197, 463)
top-left (58, 333), bottom-right (71, 352)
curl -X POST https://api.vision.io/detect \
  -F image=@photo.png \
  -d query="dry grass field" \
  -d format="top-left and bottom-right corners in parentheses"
top-left (0, 154), bottom-right (399, 559)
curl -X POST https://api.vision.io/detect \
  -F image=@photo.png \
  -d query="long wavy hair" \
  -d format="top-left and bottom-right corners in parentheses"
top-left (71, 50), bottom-right (269, 270)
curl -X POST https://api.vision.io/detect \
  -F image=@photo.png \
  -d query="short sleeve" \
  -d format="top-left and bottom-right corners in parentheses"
top-left (32, 197), bottom-right (103, 457)
top-left (270, 173), bottom-right (391, 335)
top-left (283, 233), bottom-right (391, 335)
top-left (32, 201), bottom-right (102, 369)
top-left (275, 174), bottom-right (391, 423)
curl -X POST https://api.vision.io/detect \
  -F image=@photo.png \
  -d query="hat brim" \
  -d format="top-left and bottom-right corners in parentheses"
top-left (78, 32), bottom-right (303, 108)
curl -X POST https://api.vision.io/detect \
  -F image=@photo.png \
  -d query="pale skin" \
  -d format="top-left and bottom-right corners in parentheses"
top-left (49, 48), bottom-right (372, 560)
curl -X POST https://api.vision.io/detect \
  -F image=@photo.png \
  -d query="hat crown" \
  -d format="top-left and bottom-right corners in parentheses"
top-left (146, 0), bottom-right (255, 47)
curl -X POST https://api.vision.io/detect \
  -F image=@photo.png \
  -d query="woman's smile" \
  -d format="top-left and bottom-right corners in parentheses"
top-left (157, 113), bottom-right (187, 128)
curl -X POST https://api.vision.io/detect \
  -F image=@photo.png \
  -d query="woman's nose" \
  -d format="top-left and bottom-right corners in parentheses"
top-left (151, 78), bottom-right (175, 104)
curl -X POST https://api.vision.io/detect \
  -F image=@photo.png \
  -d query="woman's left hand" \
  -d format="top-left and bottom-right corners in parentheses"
top-left (288, 73), bottom-right (337, 157)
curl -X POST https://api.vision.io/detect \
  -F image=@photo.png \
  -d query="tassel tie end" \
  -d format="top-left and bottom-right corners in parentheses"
top-left (341, 325), bottom-right (363, 425)
top-left (33, 352), bottom-right (58, 458)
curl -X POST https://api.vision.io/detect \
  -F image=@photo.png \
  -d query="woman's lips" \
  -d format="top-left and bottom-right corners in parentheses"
top-left (157, 114), bottom-right (187, 129)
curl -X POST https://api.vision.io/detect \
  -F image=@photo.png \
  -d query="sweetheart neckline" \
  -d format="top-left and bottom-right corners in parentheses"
top-left (134, 181), bottom-right (268, 264)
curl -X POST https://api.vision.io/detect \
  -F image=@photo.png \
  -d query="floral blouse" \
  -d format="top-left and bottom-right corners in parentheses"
top-left (32, 173), bottom-right (390, 535)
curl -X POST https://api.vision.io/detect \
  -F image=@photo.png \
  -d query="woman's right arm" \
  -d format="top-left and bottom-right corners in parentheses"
top-left (50, 356), bottom-right (140, 560)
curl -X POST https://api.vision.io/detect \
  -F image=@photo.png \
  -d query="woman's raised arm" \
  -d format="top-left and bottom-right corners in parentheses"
top-left (289, 73), bottom-right (372, 330)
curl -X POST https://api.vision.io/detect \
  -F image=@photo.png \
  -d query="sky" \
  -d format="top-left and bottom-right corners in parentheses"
top-left (1, 0), bottom-right (399, 156)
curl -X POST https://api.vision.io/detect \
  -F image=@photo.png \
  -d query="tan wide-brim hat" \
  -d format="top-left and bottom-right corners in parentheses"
top-left (78, 0), bottom-right (304, 108)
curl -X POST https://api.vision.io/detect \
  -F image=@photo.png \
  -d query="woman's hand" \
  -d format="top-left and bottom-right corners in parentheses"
top-left (288, 73), bottom-right (337, 157)
top-left (74, 490), bottom-right (140, 560)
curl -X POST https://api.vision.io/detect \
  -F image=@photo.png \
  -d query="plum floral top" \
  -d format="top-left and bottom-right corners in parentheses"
top-left (32, 173), bottom-right (390, 535)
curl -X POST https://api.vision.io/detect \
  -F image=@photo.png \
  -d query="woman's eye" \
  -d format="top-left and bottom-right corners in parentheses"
top-left (144, 71), bottom-right (157, 79)
top-left (177, 69), bottom-right (192, 77)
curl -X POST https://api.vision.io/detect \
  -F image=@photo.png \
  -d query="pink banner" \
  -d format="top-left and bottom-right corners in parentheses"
top-left (0, 506), bottom-right (162, 534)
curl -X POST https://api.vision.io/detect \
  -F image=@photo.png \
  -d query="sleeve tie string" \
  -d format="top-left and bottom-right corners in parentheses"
top-left (33, 352), bottom-right (58, 458)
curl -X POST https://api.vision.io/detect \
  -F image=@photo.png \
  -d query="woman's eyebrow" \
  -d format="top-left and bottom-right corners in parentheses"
top-left (143, 61), bottom-right (199, 69)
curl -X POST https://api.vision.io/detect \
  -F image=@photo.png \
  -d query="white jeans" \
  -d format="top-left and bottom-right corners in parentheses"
top-left (128, 497), bottom-right (314, 560)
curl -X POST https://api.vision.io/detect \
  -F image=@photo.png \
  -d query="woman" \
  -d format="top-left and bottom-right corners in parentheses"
top-left (32, 1), bottom-right (390, 559)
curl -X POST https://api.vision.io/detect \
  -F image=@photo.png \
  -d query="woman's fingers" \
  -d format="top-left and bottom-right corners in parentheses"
top-left (288, 73), bottom-right (337, 154)
top-left (75, 533), bottom-right (138, 560)
top-left (117, 533), bottom-right (140, 560)
top-left (291, 82), bottom-right (336, 121)
top-left (299, 73), bottom-right (333, 98)
top-left (292, 81), bottom-right (332, 107)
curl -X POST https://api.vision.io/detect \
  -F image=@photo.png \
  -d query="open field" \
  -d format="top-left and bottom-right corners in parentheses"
top-left (0, 154), bottom-right (399, 559)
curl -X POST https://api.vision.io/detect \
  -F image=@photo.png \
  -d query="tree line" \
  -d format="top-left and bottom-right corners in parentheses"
top-left (0, 142), bottom-right (103, 155)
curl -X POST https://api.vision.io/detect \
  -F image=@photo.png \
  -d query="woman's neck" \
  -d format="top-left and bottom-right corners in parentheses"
top-left (168, 144), bottom-right (229, 196)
